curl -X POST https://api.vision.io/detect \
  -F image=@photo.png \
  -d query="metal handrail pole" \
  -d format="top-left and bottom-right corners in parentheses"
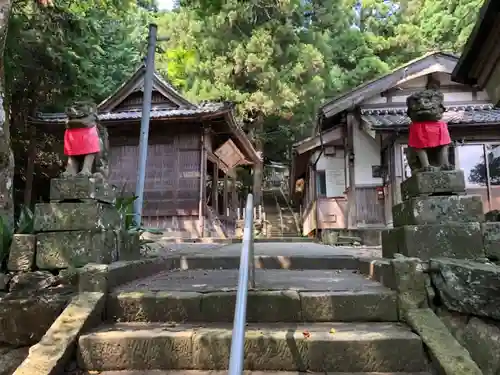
top-left (228, 194), bottom-right (254, 375)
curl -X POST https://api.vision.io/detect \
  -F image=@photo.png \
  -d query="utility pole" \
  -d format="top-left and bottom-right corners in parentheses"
top-left (133, 23), bottom-right (170, 225)
top-left (133, 23), bottom-right (157, 226)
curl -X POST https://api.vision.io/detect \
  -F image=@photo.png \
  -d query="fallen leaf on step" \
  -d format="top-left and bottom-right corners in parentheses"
top-left (329, 328), bottom-right (336, 334)
top-left (302, 330), bottom-right (310, 338)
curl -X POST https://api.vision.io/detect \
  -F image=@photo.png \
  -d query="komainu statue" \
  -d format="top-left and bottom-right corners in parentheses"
top-left (406, 88), bottom-right (453, 172)
top-left (61, 101), bottom-right (109, 179)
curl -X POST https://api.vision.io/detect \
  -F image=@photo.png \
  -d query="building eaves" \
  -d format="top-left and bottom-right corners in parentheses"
top-left (361, 104), bottom-right (500, 130)
top-left (452, 0), bottom-right (498, 85)
top-left (319, 51), bottom-right (459, 120)
top-left (31, 102), bottom-right (228, 123)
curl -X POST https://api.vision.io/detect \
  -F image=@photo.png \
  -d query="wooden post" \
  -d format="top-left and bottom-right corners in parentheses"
top-left (213, 161), bottom-right (219, 214)
top-left (199, 128), bottom-right (208, 237)
top-left (223, 173), bottom-right (228, 218)
top-left (231, 177), bottom-right (238, 219)
top-left (346, 112), bottom-right (357, 229)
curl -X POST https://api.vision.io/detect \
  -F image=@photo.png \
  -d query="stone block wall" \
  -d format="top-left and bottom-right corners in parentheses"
top-left (371, 169), bottom-right (500, 375)
top-left (0, 176), bottom-right (140, 348)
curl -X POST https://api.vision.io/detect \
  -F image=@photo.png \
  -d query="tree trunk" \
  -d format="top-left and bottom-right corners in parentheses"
top-left (252, 112), bottom-right (264, 206)
top-left (0, 0), bottom-right (14, 228)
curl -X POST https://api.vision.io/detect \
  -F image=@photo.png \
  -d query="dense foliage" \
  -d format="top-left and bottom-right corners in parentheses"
top-left (0, 0), bottom-right (487, 216)
top-left (5, 0), bottom-right (152, 206)
top-left (155, 0), bottom-right (485, 162)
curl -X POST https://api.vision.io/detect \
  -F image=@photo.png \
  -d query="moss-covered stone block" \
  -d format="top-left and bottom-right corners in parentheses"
top-left (50, 177), bottom-right (116, 203)
top-left (401, 170), bottom-right (465, 200)
top-left (391, 257), bottom-right (428, 319)
top-left (7, 234), bottom-right (36, 271)
top-left (116, 230), bottom-right (141, 261)
top-left (34, 201), bottom-right (121, 232)
top-left (462, 317), bottom-right (500, 375)
top-left (430, 257), bottom-right (500, 320)
top-left (382, 223), bottom-right (484, 260)
top-left (405, 308), bottom-right (482, 375)
top-left (36, 230), bottom-right (118, 269)
top-left (393, 195), bottom-right (484, 227)
top-left (481, 222), bottom-right (500, 261)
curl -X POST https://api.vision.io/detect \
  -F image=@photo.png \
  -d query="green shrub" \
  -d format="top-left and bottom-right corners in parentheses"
top-left (0, 216), bottom-right (13, 266)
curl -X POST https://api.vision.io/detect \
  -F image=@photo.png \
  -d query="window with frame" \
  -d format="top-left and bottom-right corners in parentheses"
top-left (457, 142), bottom-right (500, 212)
top-left (316, 170), bottom-right (327, 197)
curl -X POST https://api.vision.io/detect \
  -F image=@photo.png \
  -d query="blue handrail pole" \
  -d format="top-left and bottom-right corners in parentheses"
top-left (228, 194), bottom-right (254, 375)
top-left (133, 23), bottom-right (157, 226)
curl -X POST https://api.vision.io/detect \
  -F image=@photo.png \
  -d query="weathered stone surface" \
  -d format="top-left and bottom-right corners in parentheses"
top-left (461, 317), bottom-right (500, 375)
top-left (117, 230), bottom-right (141, 261)
top-left (485, 209), bottom-right (500, 222)
top-left (0, 288), bottom-right (74, 346)
top-left (34, 202), bottom-right (120, 232)
top-left (430, 257), bottom-right (500, 319)
top-left (481, 222), bottom-right (500, 261)
top-left (78, 258), bottom-right (179, 293)
top-left (401, 170), bottom-right (465, 200)
top-left (393, 195), bottom-right (484, 226)
top-left (300, 290), bottom-right (398, 322)
top-left (50, 177), bottom-right (116, 203)
top-left (405, 308), bottom-right (482, 375)
top-left (78, 264), bottom-right (110, 293)
top-left (13, 292), bottom-right (105, 375)
top-left (382, 223), bottom-right (484, 260)
top-left (107, 291), bottom-right (202, 322)
top-left (36, 230), bottom-right (118, 269)
top-left (357, 258), bottom-right (395, 288)
top-left (391, 257), bottom-right (428, 319)
top-left (78, 322), bottom-right (427, 372)
top-left (7, 234), bottom-right (35, 272)
top-left (8, 271), bottom-right (57, 295)
top-left (0, 346), bottom-right (29, 375)
top-left (436, 308), bottom-right (468, 346)
top-left (201, 291), bottom-right (301, 322)
top-left (78, 324), bottom-right (194, 370)
top-left (0, 273), bottom-right (10, 291)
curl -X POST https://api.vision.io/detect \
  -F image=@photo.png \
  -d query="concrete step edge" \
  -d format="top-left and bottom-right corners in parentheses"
top-left (78, 322), bottom-right (428, 373)
top-left (106, 289), bottom-right (398, 323)
top-left (168, 254), bottom-right (366, 270)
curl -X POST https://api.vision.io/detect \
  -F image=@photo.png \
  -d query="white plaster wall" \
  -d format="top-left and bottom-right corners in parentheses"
top-left (353, 125), bottom-right (383, 186)
top-left (311, 150), bottom-right (347, 197)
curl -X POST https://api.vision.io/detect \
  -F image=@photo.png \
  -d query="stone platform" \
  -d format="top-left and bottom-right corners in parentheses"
top-left (383, 170), bottom-right (485, 260)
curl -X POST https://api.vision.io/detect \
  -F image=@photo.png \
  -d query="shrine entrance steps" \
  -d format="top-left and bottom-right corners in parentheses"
top-left (76, 242), bottom-right (432, 374)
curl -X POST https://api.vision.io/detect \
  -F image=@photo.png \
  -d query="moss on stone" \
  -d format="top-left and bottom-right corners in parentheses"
top-left (405, 308), bottom-right (483, 375)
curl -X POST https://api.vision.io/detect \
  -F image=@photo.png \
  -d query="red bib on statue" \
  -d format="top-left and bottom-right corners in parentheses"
top-left (64, 126), bottom-right (101, 156)
top-left (408, 120), bottom-right (451, 149)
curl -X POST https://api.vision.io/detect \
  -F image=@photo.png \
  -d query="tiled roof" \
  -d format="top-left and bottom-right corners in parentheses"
top-left (361, 104), bottom-right (500, 129)
top-left (33, 102), bottom-right (227, 123)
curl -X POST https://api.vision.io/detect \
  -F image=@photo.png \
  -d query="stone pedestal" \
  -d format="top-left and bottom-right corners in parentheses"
top-left (382, 171), bottom-right (486, 260)
top-left (34, 177), bottom-right (139, 270)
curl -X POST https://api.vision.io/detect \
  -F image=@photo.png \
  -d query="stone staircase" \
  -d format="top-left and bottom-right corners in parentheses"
top-left (263, 189), bottom-right (301, 238)
top-left (76, 253), bottom-right (432, 374)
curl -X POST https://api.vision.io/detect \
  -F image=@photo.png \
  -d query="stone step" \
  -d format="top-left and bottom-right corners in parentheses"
top-left (89, 372), bottom-right (433, 375)
top-left (78, 322), bottom-right (428, 372)
top-left (168, 254), bottom-right (359, 270)
top-left (107, 288), bottom-right (398, 323)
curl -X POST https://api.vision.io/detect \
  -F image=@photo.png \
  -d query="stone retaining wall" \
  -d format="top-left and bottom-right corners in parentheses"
top-left (359, 254), bottom-right (499, 375)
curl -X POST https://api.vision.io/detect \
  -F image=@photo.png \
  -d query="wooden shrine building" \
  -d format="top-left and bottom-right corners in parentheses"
top-left (30, 65), bottom-right (260, 239)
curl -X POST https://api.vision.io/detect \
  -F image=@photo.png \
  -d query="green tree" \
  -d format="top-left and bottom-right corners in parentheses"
top-left (2, 0), bottom-right (152, 212)
top-left (153, 0), bottom-right (485, 203)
